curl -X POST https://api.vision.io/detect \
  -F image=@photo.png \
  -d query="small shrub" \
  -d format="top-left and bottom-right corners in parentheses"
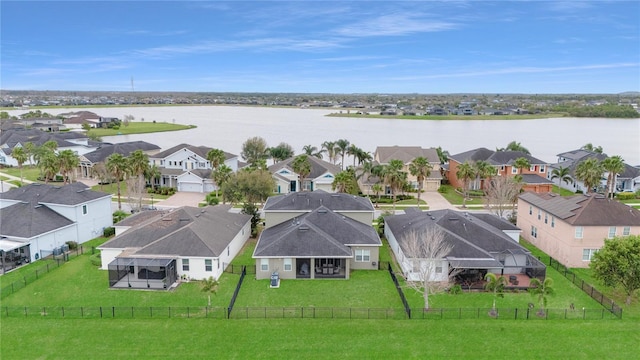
top-left (65, 241), bottom-right (78, 250)
top-left (103, 227), bottom-right (115, 237)
top-left (89, 253), bottom-right (101, 267)
top-left (449, 284), bottom-right (462, 294)
top-left (206, 193), bottom-right (220, 205)
top-left (615, 192), bottom-right (635, 200)
top-left (437, 186), bottom-right (448, 194)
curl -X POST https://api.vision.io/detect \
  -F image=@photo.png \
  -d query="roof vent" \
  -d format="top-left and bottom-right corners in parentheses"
top-left (318, 209), bottom-right (327, 213)
top-left (299, 225), bottom-right (309, 231)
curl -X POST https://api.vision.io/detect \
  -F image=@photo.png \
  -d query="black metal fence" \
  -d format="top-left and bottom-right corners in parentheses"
top-left (224, 264), bottom-right (256, 275)
top-left (2, 305), bottom-right (617, 320)
top-left (0, 246), bottom-right (91, 299)
top-left (227, 265), bottom-right (246, 318)
top-left (387, 263), bottom-right (411, 318)
top-left (547, 257), bottom-right (623, 318)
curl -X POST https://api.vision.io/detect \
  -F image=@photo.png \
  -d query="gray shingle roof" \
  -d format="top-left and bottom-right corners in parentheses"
top-left (0, 202), bottom-right (74, 238)
top-left (253, 206), bottom-right (381, 258)
top-left (0, 182), bottom-right (111, 206)
top-left (100, 205), bottom-right (251, 258)
top-left (519, 174), bottom-right (554, 184)
top-left (449, 147), bottom-right (546, 166)
top-left (151, 143), bottom-right (236, 161)
top-left (263, 190), bottom-right (374, 212)
top-left (374, 146), bottom-right (440, 164)
top-left (269, 156), bottom-right (341, 179)
top-left (385, 209), bottom-right (528, 260)
top-left (519, 192), bottom-right (640, 225)
top-left (83, 141), bottom-right (160, 163)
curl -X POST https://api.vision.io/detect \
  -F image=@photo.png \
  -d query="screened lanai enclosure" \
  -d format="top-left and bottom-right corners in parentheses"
top-left (108, 258), bottom-right (177, 290)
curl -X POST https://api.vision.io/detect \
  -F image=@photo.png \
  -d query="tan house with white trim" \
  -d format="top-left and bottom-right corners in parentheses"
top-left (517, 192), bottom-right (640, 268)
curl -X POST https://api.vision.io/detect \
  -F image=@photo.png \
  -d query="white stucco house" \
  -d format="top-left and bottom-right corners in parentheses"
top-left (269, 156), bottom-right (342, 194)
top-left (0, 183), bottom-right (112, 270)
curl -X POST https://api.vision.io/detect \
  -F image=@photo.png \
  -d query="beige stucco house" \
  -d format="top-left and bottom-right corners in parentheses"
top-left (517, 192), bottom-right (640, 268)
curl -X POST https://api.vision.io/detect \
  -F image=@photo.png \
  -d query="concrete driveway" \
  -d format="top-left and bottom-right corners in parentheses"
top-left (156, 192), bottom-right (206, 208)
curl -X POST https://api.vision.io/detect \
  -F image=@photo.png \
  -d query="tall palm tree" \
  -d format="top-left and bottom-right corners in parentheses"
top-left (302, 144), bottom-right (322, 159)
top-left (206, 148), bottom-right (226, 170)
top-left (473, 160), bottom-right (494, 190)
top-left (40, 151), bottom-right (59, 184)
top-left (409, 156), bottom-right (432, 205)
top-left (581, 143), bottom-right (603, 154)
top-left (574, 158), bottom-right (604, 194)
top-left (321, 141), bottom-right (337, 164)
top-left (513, 157), bottom-right (531, 183)
top-left (145, 164), bottom-right (161, 190)
top-left (550, 166), bottom-right (573, 192)
top-left (291, 155), bottom-right (312, 191)
top-left (335, 139), bottom-right (350, 170)
top-left (383, 159), bottom-right (407, 212)
top-left (355, 149), bottom-right (372, 166)
top-left (106, 153), bottom-right (130, 210)
top-left (484, 273), bottom-right (507, 313)
top-left (500, 140), bottom-right (530, 155)
top-left (529, 277), bottom-right (554, 316)
top-left (456, 161), bottom-right (475, 208)
top-left (212, 164), bottom-right (233, 199)
top-left (57, 149), bottom-right (79, 184)
top-left (371, 183), bottom-right (383, 208)
top-left (601, 155), bottom-right (625, 199)
top-left (347, 144), bottom-right (361, 167)
top-left (11, 146), bottom-right (28, 184)
top-left (127, 150), bottom-right (149, 209)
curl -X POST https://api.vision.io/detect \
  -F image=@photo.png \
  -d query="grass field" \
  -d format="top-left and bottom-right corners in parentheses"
top-left (436, 185), bottom-right (485, 206)
top-left (1, 236), bottom-right (639, 359)
top-left (87, 121), bottom-right (194, 136)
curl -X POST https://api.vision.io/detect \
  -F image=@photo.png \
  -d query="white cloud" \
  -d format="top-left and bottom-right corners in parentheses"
top-left (335, 13), bottom-right (459, 37)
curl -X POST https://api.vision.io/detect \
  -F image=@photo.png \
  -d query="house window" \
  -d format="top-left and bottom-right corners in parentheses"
top-left (623, 226), bottom-right (630, 236)
top-left (537, 210), bottom-right (541, 220)
top-left (260, 259), bottom-right (269, 271)
top-left (544, 213), bottom-right (548, 224)
top-left (227, 247), bottom-right (230, 256)
top-left (205, 259), bottom-right (212, 272)
top-left (529, 206), bottom-right (533, 215)
top-left (355, 249), bottom-right (371, 262)
top-left (511, 167), bottom-right (518, 174)
top-left (575, 227), bottom-right (584, 239)
top-left (608, 227), bottom-right (616, 239)
top-left (82, 204), bottom-right (88, 215)
top-left (539, 165), bottom-right (545, 173)
top-left (283, 258), bottom-right (292, 271)
top-left (582, 249), bottom-right (598, 261)
top-left (435, 265), bottom-right (443, 274)
top-left (530, 166), bottom-right (536, 172)
top-left (531, 226), bottom-right (537, 238)
top-left (182, 259), bottom-right (189, 271)
top-left (199, 162), bottom-right (205, 167)
top-left (551, 217), bottom-right (555, 228)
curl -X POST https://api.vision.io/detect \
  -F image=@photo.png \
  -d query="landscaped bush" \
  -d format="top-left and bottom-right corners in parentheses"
top-left (206, 192), bottom-right (220, 205)
top-left (103, 227), bottom-right (115, 237)
top-left (615, 192), bottom-right (636, 200)
top-left (437, 186), bottom-right (448, 194)
top-left (89, 253), bottom-right (101, 267)
top-left (65, 241), bottom-right (78, 250)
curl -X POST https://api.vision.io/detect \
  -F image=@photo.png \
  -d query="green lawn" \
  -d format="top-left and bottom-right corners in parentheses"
top-left (87, 121), bottom-right (194, 136)
top-left (551, 185), bottom-right (576, 196)
top-left (437, 185), bottom-right (485, 206)
top-left (91, 182), bottom-right (171, 200)
top-left (0, 166), bottom-right (41, 182)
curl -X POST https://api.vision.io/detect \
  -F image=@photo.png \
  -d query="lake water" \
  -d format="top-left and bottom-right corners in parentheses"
top-left (8, 106), bottom-right (640, 165)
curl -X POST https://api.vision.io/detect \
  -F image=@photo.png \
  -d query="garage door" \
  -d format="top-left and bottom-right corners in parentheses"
top-left (178, 182), bottom-right (202, 192)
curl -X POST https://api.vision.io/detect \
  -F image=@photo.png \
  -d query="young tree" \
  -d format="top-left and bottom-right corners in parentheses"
top-left (241, 202), bottom-right (261, 237)
top-left (269, 142), bottom-right (294, 164)
top-left (529, 277), bottom-right (554, 316)
top-left (92, 162), bottom-right (110, 191)
top-left (484, 176), bottom-right (524, 218)
top-left (456, 161), bottom-right (475, 208)
top-left (241, 136), bottom-right (270, 167)
top-left (125, 175), bottom-right (146, 212)
top-left (590, 235), bottom-right (640, 305)
top-left (435, 146), bottom-right (449, 164)
top-left (127, 150), bottom-right (149, 210)
top-left (371, 183), bottom-right (383, 208)
top-left (601, 155), bottom-right (625, 199)
top-left (106, 153), bottom-right (130, 210)
top-left (11, 146), bottom-right (28, 184)
top-left (401, 227), bottom-right (454, 310)
top-left (200, 276), bottom-right (219, 307)
top-left (291, 154), bottom-right (311, 191)
top-left (550, 165), bottom-right (573, 192)
top-left (409, 157), bottom-right (432, 205)
top-left (484, 273), bottom-right (507, 315)
top-left (574, 158), bottom-right (604, 194)
top-left (222, 169), bottom-right (275, 205)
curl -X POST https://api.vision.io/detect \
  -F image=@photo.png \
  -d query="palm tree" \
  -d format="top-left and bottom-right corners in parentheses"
top-left (549, 166), bottom-right (573, 193)
top-left (513, 157), bottom-right (531, 183)
top-left (332, 170), bottom-right (353, 193)
top-left (145, 164), bottom-right (161, 190)
top-left (581, 143), bottom-right (603, 154)
top-left (11, 146), bottom-right (28, 184)
top-left (456, 161), bottom-right (475, 208)
top-left (500, 141), bottom-right (530, 155)
top-left (302, 144), bottom-right (322, 159)
top-left (529, 277), bottom-right (554, 316)
top-left (409, 157), bottom-right (432, 205)
top-left (200, 276), bottom-right (219, 307)
top-left (356, 149), bottom-right (372, 166)
top-left (291, 155), bottom-right (311, 191)
top-left (127, 150), bottom-right (149, 209)
top-left (347, 144), bottom-right (361, 168)
top-left (321, 141), bottom-right (337, 164)
top-left (383, 159), bottom-right (407, 212)
top-left (206, 148), bottom-right (226, 170)
top-left (435, 146), bottom-right (449, 164)
top-left (57, 149), bottom-right (79, 184)
top-left (574, 158), bottom-right (604, 194)
top-left (40, 151), bottom-right (59, 183)
top-left (484, 273), bottom-right (507, 314)
top-left (241, 136), bottom-right (270, 167)
top-left (371, 183), bottom-right (383, 208)
top-left (212, 164), bottom-right (233, 199)
top-left (335, 139), bottom-right (350, 170)
top-left (601, 155), bottom-right (625, 198)
top-left (473, 160), bottom-right (494, 191)
top-left (106, 153), bottom-right (130, 210)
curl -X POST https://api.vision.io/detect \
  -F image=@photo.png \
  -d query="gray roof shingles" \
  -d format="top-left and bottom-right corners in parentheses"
top-left (263, 190), bottom-right (374, 212)
top-left (0, 202), bottom-right (74, 238)
top-left (0, 182), bottom-right (111, 206)
top-left (269, 156), bottom-right (341, 179)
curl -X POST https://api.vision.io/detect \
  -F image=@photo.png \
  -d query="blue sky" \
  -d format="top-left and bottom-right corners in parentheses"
top-left (2, 1), bottom-right (639, 93)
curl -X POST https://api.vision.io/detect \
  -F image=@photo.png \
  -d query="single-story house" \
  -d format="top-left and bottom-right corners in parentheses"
top-left (98, 205), bottom-right (251, 289)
